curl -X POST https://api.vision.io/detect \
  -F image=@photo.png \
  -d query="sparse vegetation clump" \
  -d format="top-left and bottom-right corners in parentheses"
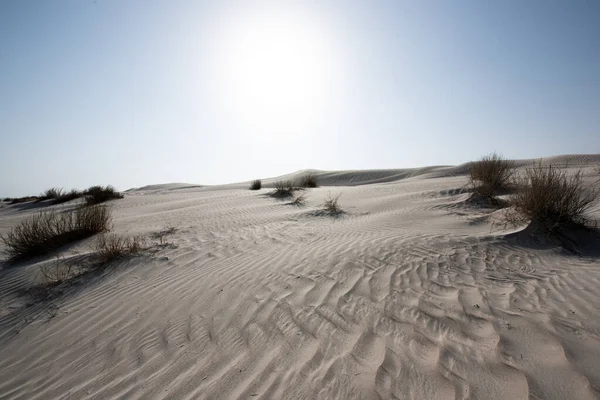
top-left (291, 192), bottom-right (307, 206)
top-left (507, 162), bottom-right (599, 231)
top-left (272, 180), bottom-right (297, 198)
top-left (7, 185), bottom-right (121, 207)
top-left (84, 185), bottom-right (124, 205)
top-left (38, 187), bottom-right (64, 201)
top-left (323, 192), bottom-right (342, 214)
top-left (38, 188), bottom-right (84, 205)
top-left (250, 179), bottom-right (262, 190)
top-left (298, 173), bottom-right (318, 188)
top-left (8, 196), bottom-right (39, 204)
top-left (1, 205), bottom-right (111, 262)
top-left (54, 189), bottom-right (83, 204)
top-left (469, 153), bottom-right (515, 199)
top-left (39, 256), bottom-right (78, 286)
top-left (95, 233), bottom-right (146, 264)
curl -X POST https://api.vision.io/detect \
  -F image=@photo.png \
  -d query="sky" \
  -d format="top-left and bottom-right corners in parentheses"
top-left (1, 0), bottom-right (599, 196)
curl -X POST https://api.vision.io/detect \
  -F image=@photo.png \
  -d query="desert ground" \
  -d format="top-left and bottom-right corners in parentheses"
top-left (1, 154), bottom-right (600, 400)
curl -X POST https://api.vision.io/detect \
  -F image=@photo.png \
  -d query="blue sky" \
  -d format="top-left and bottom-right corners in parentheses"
top-left (1, 0), bottom-right (599, 196)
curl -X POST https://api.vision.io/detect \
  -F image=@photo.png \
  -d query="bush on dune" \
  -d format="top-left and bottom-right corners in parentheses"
top-left (39, 188), bottom-right (84, 205)
top-left (507, 162), bottom-right (599, 231)
top-left (4, 184), bottom-right (122, 207)
top-left (53, 189), bottom-right (83, 205)
top-left (39, 256), bottom-right (78, 286)
top-left (1, 205), bottom-right (111, 262)
top-left (38, 187), bottom-right (64, 201)
top-left (291, 192), bottom-right (307, 206)
top-left (298, 173), bottom-right (318, 188)
top-left (469, 153), bottom-right (515, 199)
top-left (95, 233), bottom-right (146, 265)
top-left (272, 180), bottom-right (297, 198)
top-left (323, 192), bottom-right (342, 214)
top-left (84, 185), bottom-right (124, 205)
top-left (249, 179), bottom-right (262, 190)
top-left (8, 196), bottom-right (39, 204)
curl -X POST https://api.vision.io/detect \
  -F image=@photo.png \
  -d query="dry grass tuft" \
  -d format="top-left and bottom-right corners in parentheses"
top-left (249, 179), bottom-right (262, 190)
top-left (272, 180), bottom-right (297, 198)
top-left (506, 162), bottom-right (599, 231)
top-left (1, 205), bottom-right (111, 262)
top-left (298, 173), bottom-right (318, 188)
top-left (469, 153), bottom-right (515, 198)
top-left (150, 226), bottom-right (178, 245)
top-left (291, 192), bottom-right (307, 206)
top-left (39, 187), bottom-right (64, 201)
top-left (95, 233), bottom-right (147, 264)
top-left (84, 185), bottom-right (124, 205)
top-left (38, 256), bottom-right (79, 286)
top-left (53, 189), bottom-right (83, 205)
top-left (323, 192), bottom-right (342, 213)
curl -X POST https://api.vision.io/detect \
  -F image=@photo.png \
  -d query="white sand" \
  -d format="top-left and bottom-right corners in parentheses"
top-left (1, 155), bottom-right (600, 399)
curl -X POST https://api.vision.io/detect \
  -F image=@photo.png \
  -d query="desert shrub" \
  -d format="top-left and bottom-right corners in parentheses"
top-left (9, 196), bottom-right (39, 204)
top-left (95, 233), bottom-right (146, 264)
top-left (1, 205), bottom-right (111, 261)
top-left (250, 179), bottom-right (262, 190)
top-left (469, 153), bottom-right (515, 198)
top-left (291, 192), bottom-right (307, 206)
top-left (84, 185), bottom-right (124, 205)
top-left (53, 189), bottom-right (83, 205)
top-left (323, 192), bottom-right (342, 213)
top-left (508, 163), bottom-right (599, 230)
top-left (38, 187), bottom-right (64, 201)
top-left (272, 180), bottom-right (297, 198)
top-left (298, 173), bottom-right (318, 188)
top-left (28, 187), bottom-right (83, 205)
top-left (39, 257), bottom-right (78, 286)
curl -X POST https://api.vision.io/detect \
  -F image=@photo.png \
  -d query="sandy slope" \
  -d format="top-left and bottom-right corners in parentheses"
top-left (1, 155), bottom-right (600, 399)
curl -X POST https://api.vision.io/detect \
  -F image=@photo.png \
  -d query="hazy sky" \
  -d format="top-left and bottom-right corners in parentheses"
top-left (1, 1), bottom-right (599, 196)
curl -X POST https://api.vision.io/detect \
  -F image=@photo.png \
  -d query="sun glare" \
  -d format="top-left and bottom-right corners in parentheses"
top-left (212, 10), bottom-right (338, 134)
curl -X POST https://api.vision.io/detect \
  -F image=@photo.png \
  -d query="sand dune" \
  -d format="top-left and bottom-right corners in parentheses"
top-left (1, 156), bottom-right (600, 399)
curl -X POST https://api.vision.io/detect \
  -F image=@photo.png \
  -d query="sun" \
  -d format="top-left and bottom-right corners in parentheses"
top-left (211, 10), bottom-right (338, 134)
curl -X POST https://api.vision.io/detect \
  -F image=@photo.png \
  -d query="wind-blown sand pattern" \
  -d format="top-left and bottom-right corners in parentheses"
top-left (1, 155), bottom-right (600, 399)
